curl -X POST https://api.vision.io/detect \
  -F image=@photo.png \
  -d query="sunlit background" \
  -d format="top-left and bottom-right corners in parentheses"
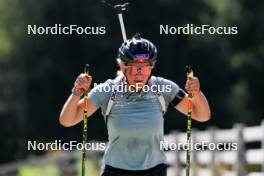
top-left (0, 0), bottom-right (263, 175)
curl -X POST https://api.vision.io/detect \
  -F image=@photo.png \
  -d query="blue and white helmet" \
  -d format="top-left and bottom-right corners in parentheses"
top-left (118, 33), bottom-right (158, 66)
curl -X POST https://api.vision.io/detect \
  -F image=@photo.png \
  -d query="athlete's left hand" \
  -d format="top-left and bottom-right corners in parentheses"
top-left (185, 77), bottom-right (200, 96)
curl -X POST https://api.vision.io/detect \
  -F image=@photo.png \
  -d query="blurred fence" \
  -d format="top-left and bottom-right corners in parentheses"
top-left (165, 120), bottom-right (264, 176)
top-left (0, 120), bottom-right (263, 176)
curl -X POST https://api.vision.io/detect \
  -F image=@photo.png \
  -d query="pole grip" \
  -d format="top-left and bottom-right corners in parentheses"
top-left (186, 65), bottom-right (194, 80)
top-left (83, 64), bottom-right (90, 110)
top-left (84, 64), bottom-right (90, 75)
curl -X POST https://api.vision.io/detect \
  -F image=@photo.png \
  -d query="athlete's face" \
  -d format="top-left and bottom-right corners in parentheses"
top-left (120, 61), bottom-right (153, 90)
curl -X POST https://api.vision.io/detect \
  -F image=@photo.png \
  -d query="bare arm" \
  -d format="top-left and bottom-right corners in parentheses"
top-left (175, 91), bottom-right (211, 122)
top-left (175, 77), bottom-right (211, 122)
top-left (59, 95), bottom-right (98, 127)
top-left (59, 73), bottom-right (97, 127)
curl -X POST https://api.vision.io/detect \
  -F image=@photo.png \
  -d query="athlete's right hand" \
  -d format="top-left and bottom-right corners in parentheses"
top-left (72, 73), bottom-right (92, 97)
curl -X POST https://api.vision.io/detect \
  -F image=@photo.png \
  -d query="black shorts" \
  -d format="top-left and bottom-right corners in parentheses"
top-left (101, 163), bottom-right (167, 176)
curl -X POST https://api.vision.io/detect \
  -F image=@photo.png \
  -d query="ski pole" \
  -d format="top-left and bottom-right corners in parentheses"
top-left (186, 65), bottom-right (194, 176)
top-left (102, 1), bottom-right (129, 42)
top-left (82, 64), bottom-right (90, 176)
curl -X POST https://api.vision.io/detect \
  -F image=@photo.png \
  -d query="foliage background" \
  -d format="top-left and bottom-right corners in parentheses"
top-left (0, 0), bottom-right (263, 163)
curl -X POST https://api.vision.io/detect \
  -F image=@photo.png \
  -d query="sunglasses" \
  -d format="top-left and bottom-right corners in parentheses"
top-left (125, 65), bottom-right (153, 75)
